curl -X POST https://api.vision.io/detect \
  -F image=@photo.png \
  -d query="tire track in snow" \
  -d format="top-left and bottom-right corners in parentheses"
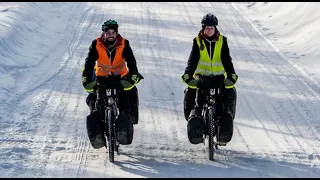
top-left (232, 3), bottom-right (320, 147)
top-left (138, 4), bottom-right (197, 168)
top-left (61, 2), bottom-right (107, 177)
top-left (149, 4), bottom-right (185, 149)
top-left (224, 1), bottom-right (286, 150)
top-left (224, 3), bottom-right (297, 177)
top-left (38, 2), bottom-right (103, 178)
top-left (232, 2), bottom-right (320, 155)
top-left (204, 3), bottom-right (254, 154)
top-left (151, 5), bottom-right (208, 172)
top-left (1, 3), bottom-right (100, 178)
top-left (0, 4), bottom-right (90, 174)
top-left (130, 2), bottom-right (168, 162)
top-left (228, 20), bottom-right (300, 157)
top-left (75, 3), bottom-right (110, 177)
top-left (234, 8), bottom-right (320, 176)
top-left (108, 2), bottom-right (171, 171)
top-left (29, 4), bottom-right (99, 177)
top-left (222, 2), bottom-right (320, 175)
top-left (77, 3), bottom-right (126, 177)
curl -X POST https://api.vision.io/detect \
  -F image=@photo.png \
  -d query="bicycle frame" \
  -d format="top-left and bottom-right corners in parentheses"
top-left (202, 87), bottom-right (223, 136)
top-left (96, 75), bottom-right (122, 162)
top-left (196, 74), bottom-right (224, 161)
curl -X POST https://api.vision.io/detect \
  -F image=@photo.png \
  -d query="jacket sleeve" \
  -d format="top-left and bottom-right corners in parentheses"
top-left (123, 39), bottom-right (139, 75)
top-left (184, 38), bottom-right (200, 76)
top-left (82, 39), bottom-right (98, 83)
top-left (221, 36), bottom-right (236, 75)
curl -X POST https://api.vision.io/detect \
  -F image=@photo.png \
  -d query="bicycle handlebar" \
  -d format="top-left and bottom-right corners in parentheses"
top-left (96, 74), bottom-right (122, 98)
top-left (197, 74), bottom-right (225, 90)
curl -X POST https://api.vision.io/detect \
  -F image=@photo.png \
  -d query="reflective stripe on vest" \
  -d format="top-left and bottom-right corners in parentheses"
top-left (95, 38), bottom-right (128, 78)
top-left (194, 34), bottom-right (225, 76)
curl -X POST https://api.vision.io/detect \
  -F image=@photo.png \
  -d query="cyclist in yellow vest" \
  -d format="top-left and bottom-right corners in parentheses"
top-left (82, 19), bottom-right (144, 148)
top-left (181, 13), bottom-right (238, 145)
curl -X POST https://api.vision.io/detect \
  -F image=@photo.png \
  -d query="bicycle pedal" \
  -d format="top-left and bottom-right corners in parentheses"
top-left (215, 144), bottom-right (219, 150)
top-left (216, 142), bottom-right (227, 146)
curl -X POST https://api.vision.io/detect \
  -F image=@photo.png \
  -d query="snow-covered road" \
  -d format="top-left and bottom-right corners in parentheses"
top-left (0, 2), bottom-right (319, 178)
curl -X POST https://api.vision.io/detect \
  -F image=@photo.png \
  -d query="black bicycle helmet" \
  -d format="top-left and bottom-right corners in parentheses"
top-left (201, 13), bottom-right (218, 28)
top-left (101, 19), bottom-right (119, 32)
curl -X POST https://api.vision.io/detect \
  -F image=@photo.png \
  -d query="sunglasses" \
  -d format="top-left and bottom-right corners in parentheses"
top-left (104, 20), bottom-right (117, 26)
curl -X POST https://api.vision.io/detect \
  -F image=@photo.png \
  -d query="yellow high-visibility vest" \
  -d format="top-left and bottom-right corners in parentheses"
top-left (194, 34), bottom-right (226, 77)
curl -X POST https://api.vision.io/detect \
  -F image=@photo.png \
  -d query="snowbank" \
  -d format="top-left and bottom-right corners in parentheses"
top-left (234, 2), bottom-right (320, 81)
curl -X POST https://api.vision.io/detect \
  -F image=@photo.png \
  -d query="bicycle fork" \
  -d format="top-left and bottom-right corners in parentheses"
top-left (106, 101), bottom-right (120, 156)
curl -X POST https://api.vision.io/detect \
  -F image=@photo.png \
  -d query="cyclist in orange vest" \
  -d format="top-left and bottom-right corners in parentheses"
top-left (82, 19), bottom-right (143, 148)
top-left (181, 13), bottom-right (238, 145)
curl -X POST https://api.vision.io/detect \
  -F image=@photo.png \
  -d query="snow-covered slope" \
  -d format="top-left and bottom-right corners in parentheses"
top-left (235, 2), bottom-right (320, 84)
top-left (0, 2), bottom-right (319, 178)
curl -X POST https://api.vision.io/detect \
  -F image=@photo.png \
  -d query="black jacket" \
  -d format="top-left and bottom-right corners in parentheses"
top-left (82, 33), bottom-right (139, 82)
top-left (184, 31), bottom-right (236, 77)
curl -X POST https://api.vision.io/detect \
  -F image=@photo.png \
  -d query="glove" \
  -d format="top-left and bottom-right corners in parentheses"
top-left (181, 74), bottom-right (201, 89)
top-left (136, 72), bottom-right (144, 83)
top-left (120, 73), bottom-right (140, 91)
top-left (224, 74), bottom-right (238, 89)
top-left (82, 76), bottom-right (97, 93)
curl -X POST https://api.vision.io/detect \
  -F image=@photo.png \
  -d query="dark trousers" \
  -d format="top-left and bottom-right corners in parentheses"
top-left (184, 87), bottom-right (237, 120)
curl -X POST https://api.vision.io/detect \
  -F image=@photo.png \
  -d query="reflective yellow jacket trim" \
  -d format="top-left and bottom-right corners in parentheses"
top-left (86, 89), bottom-right (94, 93)
top-left (123, 79), bottom-right (139, 91)
top-left (181, 77), bottom-right (197, 89)
top-left (225, 78), bottom-right (238, 89)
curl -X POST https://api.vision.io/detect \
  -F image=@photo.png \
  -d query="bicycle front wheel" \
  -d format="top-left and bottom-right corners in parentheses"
top-left (208, 107), bottom-right (216, 161)
top-left (106, 107), bottom-right (116, 162)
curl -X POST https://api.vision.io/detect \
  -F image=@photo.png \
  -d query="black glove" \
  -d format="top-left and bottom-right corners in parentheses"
top-left (181, 74), bottom-right (201, 88)
top-left (121, 73), bottom-right (141, 90)
top-left (224, 73), bottom-right (238, 88)
top-left (82, 76), bottom-right (97, 93)
top-left (136, 72), bottom-right (144, 83)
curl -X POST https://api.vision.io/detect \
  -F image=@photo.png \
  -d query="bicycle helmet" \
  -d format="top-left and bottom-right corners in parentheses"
top-left (201, 13), bottom-right (218, 28)
top-left (102, 19), bottom-right (119, 33)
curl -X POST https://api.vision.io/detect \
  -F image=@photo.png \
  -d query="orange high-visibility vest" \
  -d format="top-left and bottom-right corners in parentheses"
top-left (94, 37), bottom-right (128, 78)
